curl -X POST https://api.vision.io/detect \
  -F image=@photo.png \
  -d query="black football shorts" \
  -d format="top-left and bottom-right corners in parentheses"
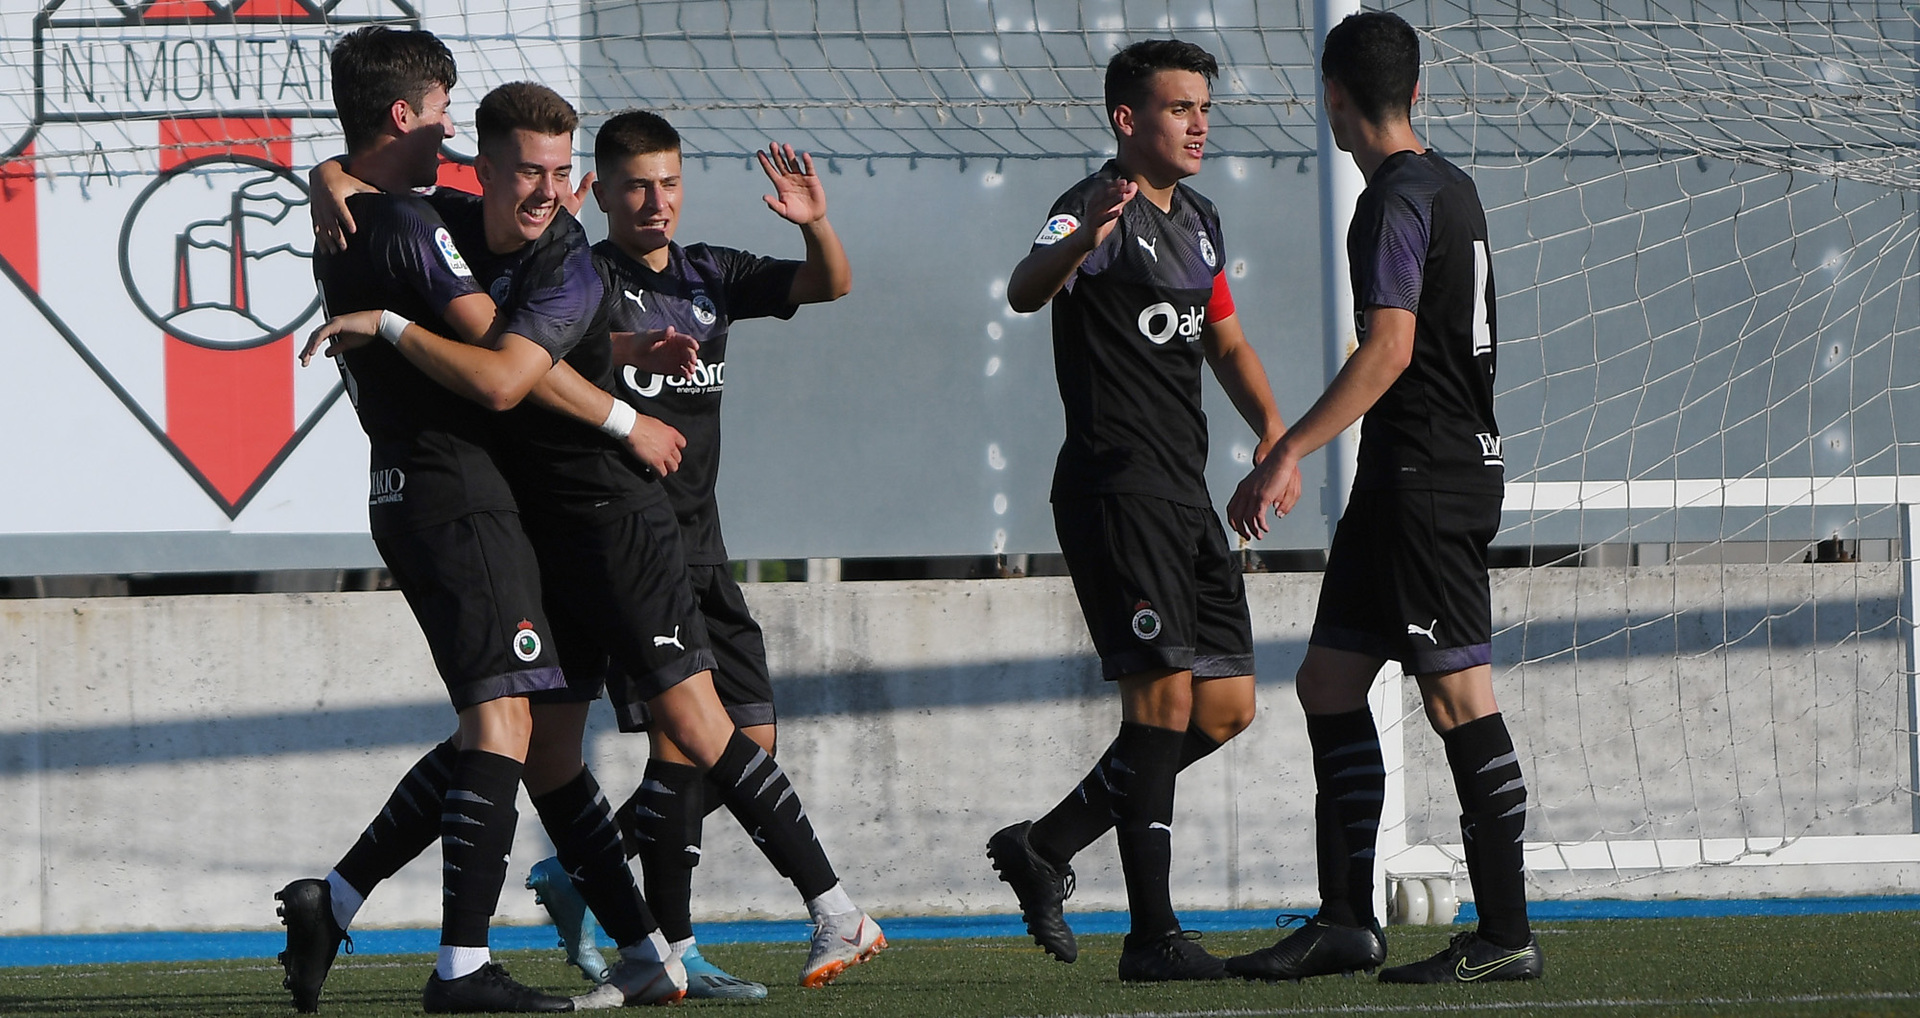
top-left (1054, 493), bottom-right (1255, 681)
top-left (375, 509), bottom-right (566, 710)
top-left (1310, 487), bottom-right (1502, 675)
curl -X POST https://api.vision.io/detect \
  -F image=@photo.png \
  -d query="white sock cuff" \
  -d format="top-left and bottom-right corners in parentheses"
top-left (621, 931), bottom-right (672, 964)
top-left (806, 882), bottom-right (856, 920)
top-left (666, 935), bottom-right (696, 961)
top-left (436, 945), bottom-right (490, 981)
top-left (323, 871), bottom-right (363, 931)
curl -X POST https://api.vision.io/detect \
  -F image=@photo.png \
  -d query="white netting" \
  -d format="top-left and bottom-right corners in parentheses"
top-left (1, 0), bottom-right (1914, 898)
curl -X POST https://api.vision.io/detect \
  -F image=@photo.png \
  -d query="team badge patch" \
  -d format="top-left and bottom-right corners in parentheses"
top-left (691, 292), bottom-right (718, 326)
top-left (1034, 214), bottom-right (1080, 246)
top-left (434, 227), bottom-right (474, 279)
top-left (1130, 601), bottom-right (1163, 641)
top-left (1198, 232), bottom-right (1217, 268)
top-left (512, 620), bottom-right (543, 662)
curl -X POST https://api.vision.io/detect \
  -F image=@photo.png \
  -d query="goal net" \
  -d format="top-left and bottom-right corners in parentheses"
top-left (2, 0), bottom-right (1915, 904)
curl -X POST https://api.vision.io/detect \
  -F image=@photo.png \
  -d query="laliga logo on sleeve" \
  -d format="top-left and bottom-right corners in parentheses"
top-left (435, 227), bottom-right (475, 280)
top-left (1034, 213), bottom-right (1079, 246)
top-left (512, 620), bottom-right (543, 662)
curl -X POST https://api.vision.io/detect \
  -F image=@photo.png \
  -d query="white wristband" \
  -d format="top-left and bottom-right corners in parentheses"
top-left (599, 398), bottom-right (637, 440)
top-left (377, 310), bottom-right (411, 345)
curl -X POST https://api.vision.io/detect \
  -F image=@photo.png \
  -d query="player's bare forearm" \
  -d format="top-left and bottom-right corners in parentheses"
top-left (788, 217), bottom-right (851, 303)
top-left (1273, 305), bottom-right (1415, 466)
top-left (527, 360), bottom-right (617, 428)
top-left (1202, 314), bottom-right (1287, 456)
top-left (1006, 235), bottom-right (1094, 313)
top-left (392, 325), bottom-right (554, 412)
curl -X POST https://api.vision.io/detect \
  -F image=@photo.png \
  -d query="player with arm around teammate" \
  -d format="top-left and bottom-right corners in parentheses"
top-left (515, 108), bottom-right (855, 999)
top-left (307, 84), bottom-right (885, 994)
top-left (987, 39), bottom-right (1302, 983)
top-left (273, 29), bottom-right (630, 1015)
top-left (1223, 11), bottom-right (1540, 985)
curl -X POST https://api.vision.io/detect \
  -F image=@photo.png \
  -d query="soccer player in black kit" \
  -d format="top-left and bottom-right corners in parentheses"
top-left (516, 109), bottom-right (856, 999)
top-left (305, 85), bottom-right (883, 994)
top-left (1223, 11), bottom-right (1541, 984)
top-left (989, 39), bottom-right (1300, 982)
top-left (276, 29), bottom-right (616, 1015)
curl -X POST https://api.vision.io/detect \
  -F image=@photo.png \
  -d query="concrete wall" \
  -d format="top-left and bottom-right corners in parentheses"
top-left (1, 568), bottom-right (1914, 935)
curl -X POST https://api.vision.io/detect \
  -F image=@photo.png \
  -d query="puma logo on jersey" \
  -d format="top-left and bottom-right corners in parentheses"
top-left (653, 626), bottom-right (685, 650)
top-left (1407, 619), bottom-right (1440, 644)
top-left (1137, 235), bottom-right (1158, 261)
top-left (623, 289), bottom-right (647, 312)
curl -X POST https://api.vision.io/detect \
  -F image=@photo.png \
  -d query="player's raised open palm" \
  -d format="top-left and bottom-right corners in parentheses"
top-left (757, 143), bottom-right (827, 225)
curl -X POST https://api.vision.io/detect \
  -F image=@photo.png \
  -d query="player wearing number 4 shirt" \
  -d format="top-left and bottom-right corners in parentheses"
top-left (1224, 11), bottom-right (1540, 986)
top-left (988, 39), bottom-right (1300, 983)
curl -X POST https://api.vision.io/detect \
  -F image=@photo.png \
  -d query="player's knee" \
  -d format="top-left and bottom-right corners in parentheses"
top-left (1194, 697), bottom-right (1255, 743)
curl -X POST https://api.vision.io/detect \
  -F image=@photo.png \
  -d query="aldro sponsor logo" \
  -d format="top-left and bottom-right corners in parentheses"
top-left (1137, 302), bottom-right (1205, 345)
top-left (622, 359), bottom-right (725, 399)
top-left (368, 467), bottom-right (405, 506)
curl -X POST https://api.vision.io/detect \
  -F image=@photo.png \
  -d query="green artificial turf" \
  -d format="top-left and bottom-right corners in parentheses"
top-left (3, 915), bottom-right (1917, 1017)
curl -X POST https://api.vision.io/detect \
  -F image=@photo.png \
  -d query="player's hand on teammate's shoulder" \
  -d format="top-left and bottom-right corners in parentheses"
top-left (308, 158), bottom-right (376, 255)
top-left (561, 170), bottom-right (596, 217)
top-left (624, 414), bottom-right (687, 477)
top-left (757, 142), bottom-right (828, 225)
top-left (610, 327), bottom-right (700, 378)
top-left (300, 309), bottom-right (383, 366)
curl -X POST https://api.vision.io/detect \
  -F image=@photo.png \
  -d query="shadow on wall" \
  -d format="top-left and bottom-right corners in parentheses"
top-left (3, 590), bottom-right (1896, 775)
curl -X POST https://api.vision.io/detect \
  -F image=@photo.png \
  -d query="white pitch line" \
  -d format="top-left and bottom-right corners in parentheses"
top-left (1017, 991), bottom-right (1920, 1018)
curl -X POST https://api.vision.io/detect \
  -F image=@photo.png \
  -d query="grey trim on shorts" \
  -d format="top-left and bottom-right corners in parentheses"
top-left (1411, 642), bottom-right (1492, 676)
top-left (450, 665), bottom-right (569, 711)
top-left (1310, 624), bottom-right (1492, 677)
top-left (1193, 653), bottom-right (1256, 679)
top-left (1102, 645), bottom-right (1194, 681)
top-left (626, 696), bottom-right (777, 733)
top-left (610, 648), bottom-right (719, 734)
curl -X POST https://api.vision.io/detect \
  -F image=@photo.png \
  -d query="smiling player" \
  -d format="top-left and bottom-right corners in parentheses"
top-left (988, 39), bottom-right (1300, 983)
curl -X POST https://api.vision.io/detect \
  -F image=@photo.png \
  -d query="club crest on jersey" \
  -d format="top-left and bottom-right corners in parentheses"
top-left (1034, 213), bottom-right (1080, 246)
top-left (690, 292), bottom-right (718, 326)
top-left (1130, 601), bottom-right (1163, 641)
top-left (488, 274), bottom-right (511, 304)
top-left (1198, 232), bottom-right (1217, 268)
top-left (434, 227), bottom-right (475, 280)
top-left (512, 620), bottom-right (543, 662)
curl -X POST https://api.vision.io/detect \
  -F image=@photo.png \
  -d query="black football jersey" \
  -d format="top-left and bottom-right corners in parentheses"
top-left (597, 240), bottom-right (800, 565)
top-left (1347, 150), bottom-right (1504, 496)
top-left (316, 191), bottom-right (514, 537)
top-left (428, 191), bottom-right (661, 525)
top-left (1037, 161), bottom-right (1227, 507)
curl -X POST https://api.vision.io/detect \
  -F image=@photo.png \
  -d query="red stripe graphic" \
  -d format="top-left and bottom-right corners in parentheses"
top-left (0, 143), bottom-right (36, 292)
top-left (159, 118), bottom-right (296, 507)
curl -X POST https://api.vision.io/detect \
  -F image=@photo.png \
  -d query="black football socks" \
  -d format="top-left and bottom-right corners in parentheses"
top-left (331, 738), bottom-right (456, 927)
top-left (705, 730), bottom-right (838, 901)
top-left (616, 759), bottom-right (706, 944)
top-left (1029, 723), bottom-right (1225, 867)
top-left (1444, 712), bottom-right (1532, 949)
top-left (439, 750), bottom-right (522, 953)
top-left (1305, 708), bottom-right (1385, 928)
top-left (1109, 722), bottom-right (1186, 940)
top-left (531, 766), bottom-right (658, 948)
